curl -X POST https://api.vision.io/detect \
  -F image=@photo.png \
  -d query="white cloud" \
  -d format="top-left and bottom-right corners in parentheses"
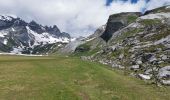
top-left (146, 0), bottom-right (170, 10)
top-left (0, 0), bottom-right (169, 37)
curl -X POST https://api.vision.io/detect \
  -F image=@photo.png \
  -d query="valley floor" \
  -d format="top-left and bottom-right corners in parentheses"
top-left (0, 55), bottom-right (170, 100)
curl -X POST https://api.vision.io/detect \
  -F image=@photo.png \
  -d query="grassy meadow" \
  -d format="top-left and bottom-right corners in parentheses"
top-left (0, 55), bottom-right (170, 100)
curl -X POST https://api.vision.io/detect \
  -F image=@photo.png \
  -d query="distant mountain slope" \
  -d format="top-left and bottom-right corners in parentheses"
top-left (59, 25), bottom-right (106, 55)
top-left (0, 15), bottom-right (72, 54)
top-left (74, 6), bottom-right (170, 85)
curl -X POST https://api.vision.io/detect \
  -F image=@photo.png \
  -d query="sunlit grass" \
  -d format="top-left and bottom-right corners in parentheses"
top-left (0, 55), bottom-right (170, 100)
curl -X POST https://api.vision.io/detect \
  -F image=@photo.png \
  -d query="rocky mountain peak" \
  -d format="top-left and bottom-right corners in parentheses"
top-left (28, 20), bottom-right (45, 34)
top-left (0, 15), bottom-right (16, 21)
top-left (13, 18), bottom-right (27, 27)
top-left (0, 15), bottom-right (72, 54)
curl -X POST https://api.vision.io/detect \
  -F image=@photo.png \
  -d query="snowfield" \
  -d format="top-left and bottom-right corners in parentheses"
top-left (26, 26), bottom-right (70, 46)
top-left (0, 53), bottom-right (45, 56)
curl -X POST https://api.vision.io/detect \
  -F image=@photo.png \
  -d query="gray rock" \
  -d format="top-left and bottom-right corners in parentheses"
top-left (112, 63), bottom-right (124, 69)
top-left (160, 54), bottom-right (168, 60)
top-left (145, 67), bottom-right (159, 75)
top-left (161, 80), bottom-right (170, 85)
top-left (130, 73), bottom-right (136, 77)
top-left (149, 55), bottom-right (157, 62)
top-left (158, 66), bottom-right (170, 79)
top-left (111, 45), bottom-right (117, 51)
top-left (136, 60), bottom-right (142, 64)
top-left (130, 54), bottom-right (135, 59)
top-left (138, 74), bottom-right (151, 80)
top-left (158, 61), bottom-right (164, 64)
top-left (99, 60), bottom-right (108, 65)
top-left (119, 54), bottom-right (124, 59)
top-left (130, 65), bottom-right (140, 70)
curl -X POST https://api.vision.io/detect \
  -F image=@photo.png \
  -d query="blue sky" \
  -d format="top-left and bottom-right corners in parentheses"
top-left (0, 0), bottom-right (169, 37)
top-left (106, 0), bottom-right (151, 6)
top-left (106, 0), bottom-right (139, 6)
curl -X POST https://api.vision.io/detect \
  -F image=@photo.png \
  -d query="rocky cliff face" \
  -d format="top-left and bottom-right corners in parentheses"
top-left (0, 15), bottom-right (71, 54)
top-left (101, 12), bottom-right (141, 42)
top-left (75, 6), bottom-right (170, 85)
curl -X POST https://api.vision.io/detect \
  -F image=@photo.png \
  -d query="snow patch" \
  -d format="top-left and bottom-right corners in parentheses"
top-left (86, 37), bottom-right (96, 42)
top-left (10, 47), bottom-right (23, 54)
top-left (0, 15), bottom-right (15, 21)
top-left (0, 31), bottom-right (7, 37)
top-left (3, 39), bottom-right (7, 45)
top-left (166, 6), bottom-right (170, 9)
top-left (0, 53), bottom-right (45, 56)
top-left (70, 38), bottom-right (76, 42)
top-left (12, 28), bottom-right (15, 32)
top-left (26, 26), bottom-right (70, 47)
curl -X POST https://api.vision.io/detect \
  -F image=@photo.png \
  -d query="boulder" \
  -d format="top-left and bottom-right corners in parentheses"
top-left (112, 64), bottom-right (124, 69)
top-left (145, 67), bottom-right (159, 75)
top-left (130, 54), bottom-right (135, 59)
top-left (119, 54), bottom-right (124, 59)
top-left (138, 74), bottom-right (151, 80)
top-left (160, 54), bottom-right (168, 60)
top-left (161, 80), bottom-right (170, 85)
top-left (149, 55), bottom-right (157, 63)
top-left (136, 60), bottom-right (143, 64)
top-left (111, 45), bottom-right (117, 51)
top-left (142, 53), bottom-right (153, 62)
top-left (158, 66), bottom-right (170, 79)
top-left (130, 65), bottom-right (140, 70)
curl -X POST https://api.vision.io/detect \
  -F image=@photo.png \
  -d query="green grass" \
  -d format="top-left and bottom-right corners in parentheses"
top-left (140, 19), bottom-right (161, 26)
top-left (142, 44), bottom-right (166, 53)
top-left (0, 55), bottom-right (170, 100)
top-left (74, 42), bottom-right (101, 56)
top-left (127, 16), bottom-right (138, 24)
top-left (74, 47), bottom-right (100, 57)
top-left (148, 30), bottom-right (170, 41)
top-left (115, 29), bottom-right (143, 42)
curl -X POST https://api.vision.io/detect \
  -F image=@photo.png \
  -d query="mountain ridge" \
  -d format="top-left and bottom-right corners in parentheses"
top-left (0, 15), bottom-right (72, 54)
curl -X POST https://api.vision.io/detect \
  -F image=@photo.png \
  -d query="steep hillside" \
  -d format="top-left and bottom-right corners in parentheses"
top-left (73, 12), bottom-right (141, 56)
top-left (0, 15), bottom-right (72, 54)
top-left (75, 6), bottom-right (170, 85)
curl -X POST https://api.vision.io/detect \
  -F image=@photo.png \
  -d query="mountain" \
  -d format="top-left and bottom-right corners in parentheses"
top-left (59, 25), bottom-right (106, 54)
top-left (73, 6), bottom-right (170, 85)
top-left (0, 15), bottom-right (72, 54)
